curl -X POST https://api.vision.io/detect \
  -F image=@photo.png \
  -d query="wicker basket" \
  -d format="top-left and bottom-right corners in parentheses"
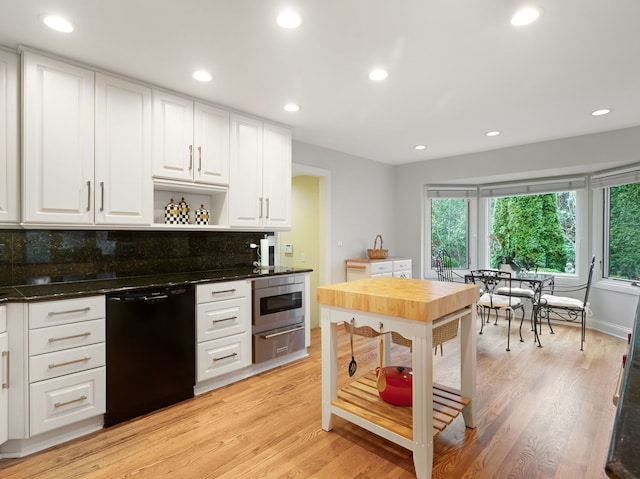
top-left (367, 234), bottom-right (388, 259)
top-left (343, 318), bottom-right (459, 352)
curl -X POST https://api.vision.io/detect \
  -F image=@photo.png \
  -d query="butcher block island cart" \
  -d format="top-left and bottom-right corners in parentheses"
top-left (317, 277), bottom-right (478, 479)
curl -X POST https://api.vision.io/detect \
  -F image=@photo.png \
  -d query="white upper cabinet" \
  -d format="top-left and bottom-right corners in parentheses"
top-left (0, 49), bottom-right (19, 224)
top-left (95, 73), bottom-right (152, 225)
top-left (228, 114), bottom-right (291, 229)
top-left (152, 90), bottom-right (229, 185)
top-left (22, 51), bottom-right (95, 224)
top-left (262, 122), bottom-right (292, 229)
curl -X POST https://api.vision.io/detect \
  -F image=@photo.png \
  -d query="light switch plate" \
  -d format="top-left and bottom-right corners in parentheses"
top-left (284, 243), bottom-right (293, 254)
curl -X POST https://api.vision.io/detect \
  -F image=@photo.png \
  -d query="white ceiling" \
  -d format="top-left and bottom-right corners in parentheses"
top-left (1, 0), bottom-right (639, 165)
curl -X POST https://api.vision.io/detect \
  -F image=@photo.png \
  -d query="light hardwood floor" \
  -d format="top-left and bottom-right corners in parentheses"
top-left (0, 320), bottom-right (627, 478)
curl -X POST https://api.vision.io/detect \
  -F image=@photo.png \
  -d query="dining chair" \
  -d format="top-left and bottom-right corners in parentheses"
top-left (469, 269), bottom-right (526, 351)
top-left (495, 268), bottom-right (536, 332)
top-left (434, 249), bottom-right (466, 283)
top-left (540, 255), bottom-right (595, 351)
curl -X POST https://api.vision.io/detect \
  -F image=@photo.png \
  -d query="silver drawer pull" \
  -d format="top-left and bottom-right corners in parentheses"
top-left (47, 307), bottom-right (91, 316)
top-left (212, 289), bottom-right (237, 295)
top-left (262, 325), bottom-right (304, 339)
top-left (2, 351), bottom-right (9, 389)
top-left (213, 352), bottom-right (238, 362)
top-left (48, 357), bottom-right (91, 369)
top-left (54, 395), bottom-right (87, 408)
top-left (212, 316), bottom-right (237, 324)
top-left (48, 332), bottom-right (91, 343)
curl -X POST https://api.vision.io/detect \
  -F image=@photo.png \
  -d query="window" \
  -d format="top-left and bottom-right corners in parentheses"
top-left (488, 192), bottom-right (576, 273)
top-left (592, 164), bottom-right (640, 282)
top-left (426, 186), bottom-right (476, 273)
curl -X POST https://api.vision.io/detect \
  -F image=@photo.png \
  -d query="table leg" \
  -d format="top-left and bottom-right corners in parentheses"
top-left (460, 308), bottom-right (477, 428)
top-left (412, 325), bottom-right (433, 479)
top-left (321, 307), bottom-right (337, 431)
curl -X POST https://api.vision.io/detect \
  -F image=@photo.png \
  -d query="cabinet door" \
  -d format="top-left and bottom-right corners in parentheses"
top-left (0, 331), bottom-right (7, 446)
top-left (262, 122), bottom-right (291, 228)
top-left (22, 51), bottom-right (95, 224)
top-left (229, 113), bottom-right (263, 227)
top-left (152, 90), bottom-right (194, 181)
top-left (194, 103), bottom-right (229, 185)
top-left (0, 50), bottom-right (19, 223)
top-left (95, 74), bottom-right (152, 225)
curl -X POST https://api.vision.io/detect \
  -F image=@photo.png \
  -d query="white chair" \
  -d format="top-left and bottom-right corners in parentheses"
top-left (540, 255), bottom-right (595, 351)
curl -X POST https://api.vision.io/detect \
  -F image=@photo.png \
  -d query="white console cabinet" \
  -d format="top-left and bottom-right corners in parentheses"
top-left (345, 258), bottom-right (413, 281)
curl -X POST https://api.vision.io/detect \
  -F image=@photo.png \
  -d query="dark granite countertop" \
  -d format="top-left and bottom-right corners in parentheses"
top-left (0, 266), bottom-right (313, 303)
top-left (606, 297), bottom-right (640, 478)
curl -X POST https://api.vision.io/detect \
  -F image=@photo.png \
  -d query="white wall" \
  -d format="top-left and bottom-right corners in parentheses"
top-left (292, 141), bottom-right (396, 283)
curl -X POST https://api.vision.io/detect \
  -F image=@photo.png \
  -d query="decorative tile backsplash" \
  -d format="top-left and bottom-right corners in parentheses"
top-left (0, 229), bottom-right (267, 287)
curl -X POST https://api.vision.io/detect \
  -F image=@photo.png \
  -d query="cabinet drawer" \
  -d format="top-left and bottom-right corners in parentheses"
top-left (29, 319), bottom-right (105, 356)
top-left (372, 272), bottom-right (393, 278)
top-left (197, 297), bottom-right (249, 342)
top-left (197, 280), bottom-right (249, 304)
top-left (197, 333), bottom-right (250, 382)
top-left (30, 343), bottom-right (106, 383)
top-left (29, 296), bottom-right (105, 329)
top-left (393, 259), bottom-right (412, 271)
top-left (0, 305), bottom-right (5, 333)
top-left (30, 367), bottom-right (106, 436)
top-left (370, 261), bottom-right (392, 274)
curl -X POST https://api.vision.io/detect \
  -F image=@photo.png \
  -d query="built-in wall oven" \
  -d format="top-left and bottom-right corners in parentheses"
top-left (252, 274), bottom-right (305, 363)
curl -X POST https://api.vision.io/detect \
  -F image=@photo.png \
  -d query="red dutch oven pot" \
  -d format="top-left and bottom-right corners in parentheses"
top-left (376, 365), bottom-right (413, 406)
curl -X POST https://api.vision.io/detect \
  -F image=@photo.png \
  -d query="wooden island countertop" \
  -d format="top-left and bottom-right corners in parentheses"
top-left (317, 277), bottom-right (478, 322)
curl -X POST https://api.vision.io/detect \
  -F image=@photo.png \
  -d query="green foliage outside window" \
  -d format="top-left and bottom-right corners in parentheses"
top-left (431, 198), bottom-right (468, 268)
top-left (608, 183), bottom-right (640, 280)
top-left (490, 193), bottom-right (574, 272)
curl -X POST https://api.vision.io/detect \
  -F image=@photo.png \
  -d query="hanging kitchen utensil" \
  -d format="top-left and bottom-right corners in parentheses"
top-left (348, 318), bottom-right (357, 377)
top-left (376, 328), bottom-right (386, 392)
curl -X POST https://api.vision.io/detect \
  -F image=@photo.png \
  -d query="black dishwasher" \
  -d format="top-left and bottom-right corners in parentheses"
top-left (105, 285), bottom-right (195, 427)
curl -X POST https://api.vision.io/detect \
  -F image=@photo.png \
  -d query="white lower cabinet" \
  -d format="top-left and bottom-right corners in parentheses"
top-left (196, 281), bottom-right (250, 383)
top-left (27, 296), bottom-right (106, 437)
top-left (1, 305), bottom-right (8, 446)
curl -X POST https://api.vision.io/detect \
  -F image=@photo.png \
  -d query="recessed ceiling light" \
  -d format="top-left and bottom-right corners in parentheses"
top-left (486, 131), bottom-right (501, 137)
top-left (41, 14), bottom-right (75, 33)
top-left (510, 7), bottom-right (541, 26)
top-left (277, 10), bottom-right (302, 29)
top-left (369, 69), bottom-right (388, 81)
top-left (591, 108), bottom-right (612, 116)
top-left (414, 145), bottom-right (426, 150)
top-left (192, 70), bottom-right (213, 82)
top-left (284, 103), bottom-right (300, 112)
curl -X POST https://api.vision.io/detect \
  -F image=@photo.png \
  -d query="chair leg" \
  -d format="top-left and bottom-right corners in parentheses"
top-left (506, 309), bottom-right (511, 352)
top-left (478, 306), bottom-right (485, 335)
top-left (547, 307), bottom-right (555, 334)
top-left (580, 311), bottom-right (585, 351)
top-left (518, 309), bottom-right (525, 343)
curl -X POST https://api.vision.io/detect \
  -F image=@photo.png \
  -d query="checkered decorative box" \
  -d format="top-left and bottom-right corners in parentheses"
top-left (164, 198), bottom-right (180, 224)
top-left (195, 204), bottom-right (209, 225)
top-left (178, 198), bottom-right (190, 224)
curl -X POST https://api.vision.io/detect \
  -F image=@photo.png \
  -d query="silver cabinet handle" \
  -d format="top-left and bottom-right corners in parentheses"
top-left (265, 198), bottom-right (270, 219)
top-left (55, 395), bottom-right (87, 408)
top-left (198, 146), bottom-right (202, 172)
top-left (212, 316), bottom-right (237, 324)
top-left (212, 289), bottom-right (237, 295)
top-left (259, 197), bottom-right (263, 219)
top-left (262, 325), bottom-right (304, 339)
top-left (48, 332), bottom-right (91, 343)
top-left (100, 181), bottom-right (105, 212)
top-left (213, 352), bottom-right (238, 362)
top-left (86, 180), bottom-right (91, 211)
top-left (47, 307), bottom-right (91, 316)
top-left (189, 145), bottom-right (193, 171)
top-left (2, 351), bottom-right (9, 389)
top-left (48, 357), bottom-right (91, 369)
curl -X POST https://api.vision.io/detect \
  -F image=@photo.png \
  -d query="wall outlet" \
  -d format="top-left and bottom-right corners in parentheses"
top-left (284, 243), bottom-right (293, 254)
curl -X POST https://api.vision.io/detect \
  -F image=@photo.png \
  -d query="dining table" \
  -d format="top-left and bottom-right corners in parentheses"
top-left (465, 270), bottom-right (555, 346)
